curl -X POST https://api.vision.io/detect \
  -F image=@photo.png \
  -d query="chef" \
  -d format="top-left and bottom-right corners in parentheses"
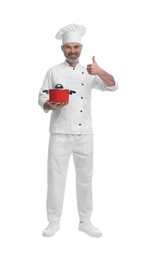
top-left (38, 24), bottom-right (118, 237)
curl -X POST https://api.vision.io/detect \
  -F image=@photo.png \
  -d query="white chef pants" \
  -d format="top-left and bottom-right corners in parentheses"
top-left (46, 133), bottom-right (93, 222)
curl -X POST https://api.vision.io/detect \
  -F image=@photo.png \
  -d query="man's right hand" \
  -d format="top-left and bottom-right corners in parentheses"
top-left (43, 101), bottom-right (68, 111)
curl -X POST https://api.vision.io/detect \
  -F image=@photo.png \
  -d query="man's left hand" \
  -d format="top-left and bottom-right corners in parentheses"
top-left (87, 56), bottom-right (100, 75)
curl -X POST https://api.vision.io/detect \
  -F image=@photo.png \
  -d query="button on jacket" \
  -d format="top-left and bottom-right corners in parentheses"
top-left (38, 61), bottom-right (118, 134)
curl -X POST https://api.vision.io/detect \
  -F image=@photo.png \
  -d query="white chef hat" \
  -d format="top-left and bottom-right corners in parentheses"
top-left (55, 24), bottom-right (86, 45)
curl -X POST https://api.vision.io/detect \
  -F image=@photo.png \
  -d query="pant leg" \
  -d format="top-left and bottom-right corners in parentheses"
top-left (73, 134), bottom-right (93, 222)
top-left (47, 134), bottom-right (72, 222)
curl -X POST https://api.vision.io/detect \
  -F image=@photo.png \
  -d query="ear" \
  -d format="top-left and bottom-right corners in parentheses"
top-left (61, 45), bottom-right (64, 52)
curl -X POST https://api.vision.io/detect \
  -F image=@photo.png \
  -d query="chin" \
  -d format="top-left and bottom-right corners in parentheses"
top-left (67, 57), bottom-right (79, 63)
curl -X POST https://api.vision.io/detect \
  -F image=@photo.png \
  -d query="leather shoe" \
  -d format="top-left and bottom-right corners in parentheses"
top-left (42, 221), bottom-right (60, 237)
top-left (79, 221), bottom-right (102, 237)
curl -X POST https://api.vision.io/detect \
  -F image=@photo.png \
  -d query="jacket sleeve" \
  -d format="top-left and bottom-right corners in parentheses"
top-left (92, 75), bottom-right (119, 91)
top-left (38, 70), bottom-right (52, 112)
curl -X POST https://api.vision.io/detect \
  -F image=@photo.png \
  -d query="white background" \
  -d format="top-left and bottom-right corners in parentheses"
top-left (0, 0), bottom-right (148, 259)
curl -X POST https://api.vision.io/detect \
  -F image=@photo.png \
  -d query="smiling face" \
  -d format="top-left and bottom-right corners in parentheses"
top-left (61, 42), bottom-right (83, 65)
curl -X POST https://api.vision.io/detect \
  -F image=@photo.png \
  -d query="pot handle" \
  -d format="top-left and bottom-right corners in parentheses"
top-left (42, 90), bottom-right (49, 94)
top-left (69, 90), bottom-right (76, 95)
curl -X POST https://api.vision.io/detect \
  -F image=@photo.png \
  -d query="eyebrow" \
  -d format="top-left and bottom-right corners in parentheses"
top-left (63, 44), bottom-right (81, 48)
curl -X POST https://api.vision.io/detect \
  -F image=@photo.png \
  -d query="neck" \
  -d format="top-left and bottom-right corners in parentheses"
top-left (66, 60), bottom-right (79, 67)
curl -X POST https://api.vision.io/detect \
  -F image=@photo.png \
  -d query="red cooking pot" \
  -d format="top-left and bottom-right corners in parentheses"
top-left (43, 84), bottom-right (76, 104)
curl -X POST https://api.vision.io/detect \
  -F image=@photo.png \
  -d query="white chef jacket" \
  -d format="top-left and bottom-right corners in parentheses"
top-left (38, 60), bottom-right (118, 134)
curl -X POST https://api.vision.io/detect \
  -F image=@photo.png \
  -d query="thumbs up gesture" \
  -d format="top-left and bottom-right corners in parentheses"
top-left (87, 56), bottom-right (100, 75)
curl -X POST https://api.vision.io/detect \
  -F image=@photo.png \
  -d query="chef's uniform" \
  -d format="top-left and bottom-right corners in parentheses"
top-left (38, 60), bottom-right (118, 222)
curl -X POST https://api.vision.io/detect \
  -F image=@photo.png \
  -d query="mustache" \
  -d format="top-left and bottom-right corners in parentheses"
top-left (68, 53), bottom-right (78, 56)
